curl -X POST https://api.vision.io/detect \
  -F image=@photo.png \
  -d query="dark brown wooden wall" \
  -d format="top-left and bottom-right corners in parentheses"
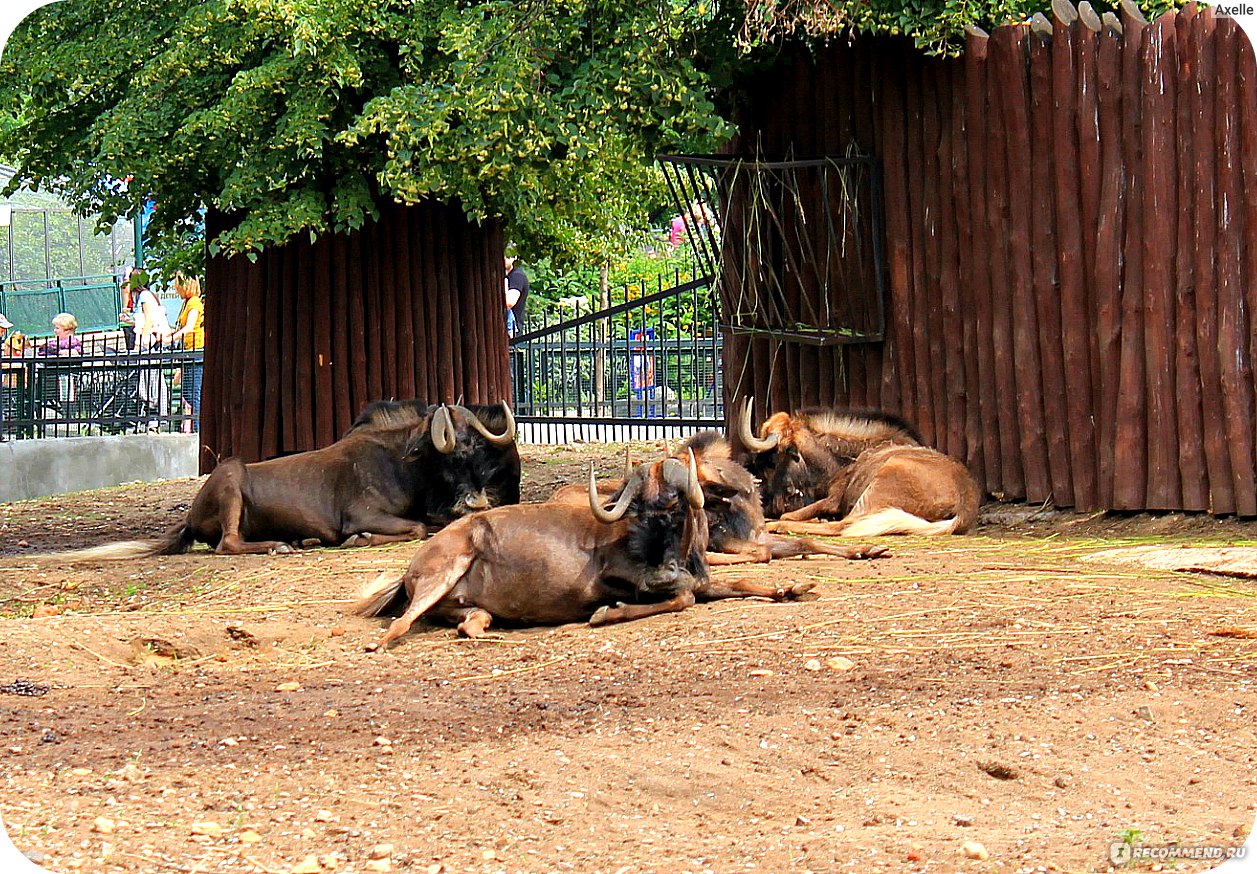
top-left (200, 200), bottom-right (511, 471)
top-left (725, 4), bottom-right (1257, 515)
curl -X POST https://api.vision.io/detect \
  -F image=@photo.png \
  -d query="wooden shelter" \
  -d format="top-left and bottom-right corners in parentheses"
top-left (722, 3), bottom-right (1257, 515)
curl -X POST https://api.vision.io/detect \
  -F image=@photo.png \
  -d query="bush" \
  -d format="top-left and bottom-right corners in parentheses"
top-left (527, 229), bottom-right (701, 311)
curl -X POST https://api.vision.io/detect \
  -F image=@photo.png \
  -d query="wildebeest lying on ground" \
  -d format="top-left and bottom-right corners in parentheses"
top-left (348, 400), bottom-right (520, 523)
top-left (355, 452), bottom-right (814, 649)
top-left (736, 399), bottom-right (982, 537)
top-left (674, 431), bottom-right (891, 563)
top-left (548, 433), bottom-right (889, 565)
top-left (57, 401), bottom-right (520, 559)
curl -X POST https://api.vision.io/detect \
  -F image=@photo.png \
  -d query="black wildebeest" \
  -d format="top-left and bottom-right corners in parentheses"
top-left (348, 400), bottom-right (521, 523)
top-left (735, 399), bottom-right (982, 537)
top-left (355, 452), bottom-right (814, 649)
top-left (59, 401), bottom-right (519, 559)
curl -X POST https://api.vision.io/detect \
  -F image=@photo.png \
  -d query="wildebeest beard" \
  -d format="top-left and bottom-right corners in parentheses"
top-left (426, 442), bottom-right (514, 522)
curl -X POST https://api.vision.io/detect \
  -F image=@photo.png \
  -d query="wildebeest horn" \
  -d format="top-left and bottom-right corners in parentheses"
top-left (431, 405), bottom-right (457, 454)
top-left (589, 464), bottom-right (638, 524)
top-left (660, 451), bottom-right (705, 510)
top-left (736, 396), bottom-right (780, 452)
top-left (452, 402), bottom-right (517, 446)
top-left (685, 447), bottom-right (704, 509)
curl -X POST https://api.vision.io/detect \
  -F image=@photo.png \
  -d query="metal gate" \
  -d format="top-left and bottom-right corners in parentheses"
top-left (509, 273), bottom-right (723, 443)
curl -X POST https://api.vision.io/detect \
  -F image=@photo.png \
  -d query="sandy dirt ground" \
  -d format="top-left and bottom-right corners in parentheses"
top-left (0, 441), bottom-right (1255, 874)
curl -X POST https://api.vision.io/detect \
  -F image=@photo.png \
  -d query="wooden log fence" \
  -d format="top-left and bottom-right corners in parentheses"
top-left (724, 4), bottom-right (1256, 515)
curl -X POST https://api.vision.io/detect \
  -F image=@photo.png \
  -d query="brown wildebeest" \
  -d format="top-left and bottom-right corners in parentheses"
top-left (57, 402), bottom-right (518, 560)
top-left (548, 433), bottom-right (889, 564)
top-left (735, 399), bottom-right (982, 537)
top-left (355, 452), bottom-right (814, 649)
top-left (675, 431), bottom-right (891, 563)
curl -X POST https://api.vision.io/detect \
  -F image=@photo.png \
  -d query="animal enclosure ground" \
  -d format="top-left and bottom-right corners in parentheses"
top-left (0, 441), bottom-right (1255, 874)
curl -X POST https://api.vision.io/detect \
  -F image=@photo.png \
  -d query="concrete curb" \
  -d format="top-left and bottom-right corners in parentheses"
top-left (0, 435), bottom-right (199, 502)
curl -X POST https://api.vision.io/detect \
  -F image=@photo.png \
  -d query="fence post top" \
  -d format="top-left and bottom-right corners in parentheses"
top-left (1118, 0), bottom-right (1147, 25)
top-left (1051, 0), bottom-right (1079, 25)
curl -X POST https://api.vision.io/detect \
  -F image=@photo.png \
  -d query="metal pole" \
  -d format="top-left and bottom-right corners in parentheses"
top-left (133, 210), bottom-right (144, 268)
top-left (43, 210), bottom-right (51, 279)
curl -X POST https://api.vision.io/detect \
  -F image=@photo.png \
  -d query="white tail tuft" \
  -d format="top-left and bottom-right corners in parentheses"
top-left (840, 507), bottom-right (959, 537)
top-left (353, 571), bottom-right (407, 617)
top-left (52, 540), bottom-right (169, 563)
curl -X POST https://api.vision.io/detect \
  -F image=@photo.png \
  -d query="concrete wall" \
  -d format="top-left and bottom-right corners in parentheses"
top-left (0, 435), bottom-right (200, 503)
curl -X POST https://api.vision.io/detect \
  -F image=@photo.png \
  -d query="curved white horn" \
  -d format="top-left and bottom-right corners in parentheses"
top-left (589, 465), bottom-right (638, 525)
top-left (736, 396), bottom-right (779, 452)
top-left (451, 402), bottom-right (516, 446)
top-left (660, 455), bottom-right (704, 510)
top-left (431, 404), bottom-right (457, 454)
top-left (686, 447), bottom-right (704, 510)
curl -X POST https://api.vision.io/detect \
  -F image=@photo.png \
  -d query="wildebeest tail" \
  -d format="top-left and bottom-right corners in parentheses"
top-left (353, 571), bottom-right (408, 617)
top-left (787, 535), bottom-right (874, 557)
top-left (54, 524), bottom-right (196, 562)
top-left (840, 508), bottom-right (960, 537)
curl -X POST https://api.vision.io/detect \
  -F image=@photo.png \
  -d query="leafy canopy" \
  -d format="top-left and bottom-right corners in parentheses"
top-left (0, 0), bottom-right (1169, 271)
top-left (738, 0), bottom-right (1183, 55)
top-left (0, 0), bottom-right (738, 268)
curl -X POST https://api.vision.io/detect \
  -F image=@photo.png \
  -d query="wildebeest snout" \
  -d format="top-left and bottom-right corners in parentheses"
top-left (461, 490), bottom-right (491, 512)
top-left (455, 490), bottom-right (493, 514)
top-left (638, 559), bottom-right (692, 593)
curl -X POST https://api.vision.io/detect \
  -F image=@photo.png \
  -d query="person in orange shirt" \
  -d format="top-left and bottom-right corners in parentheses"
top-left (167, 275), bottom-right (205, 433)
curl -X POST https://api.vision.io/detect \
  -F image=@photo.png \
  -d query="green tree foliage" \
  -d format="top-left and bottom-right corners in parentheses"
top-left (0, 0), bottom-right (738, 271)
top-left (0, 0), bottom-right (1176, 276)
top-left (739, 0), bottom-right (1181, 55)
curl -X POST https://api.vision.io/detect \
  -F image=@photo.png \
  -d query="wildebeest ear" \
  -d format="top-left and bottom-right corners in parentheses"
top-left (404, 424), bottom-right (431, 457)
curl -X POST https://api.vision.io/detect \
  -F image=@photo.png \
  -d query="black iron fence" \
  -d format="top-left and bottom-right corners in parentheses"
top-left (1, 334), bottom-right (202, 438)
top-left (509, 274), bottom-right (723, 443)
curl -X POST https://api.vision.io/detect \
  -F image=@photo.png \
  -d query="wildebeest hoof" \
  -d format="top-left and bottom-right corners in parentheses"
top-left (591, 604), bottom-right (627, 626)
top-left (775, 581), bottom-right (816, 599)
top-left (298, 538), bottom-right (321, 548)
top-left (855, 545), bottom-right (890, 560)
top-left (364, 641), bottom-right (381, 653)
top-left (268, 543), bottom-right (295, 555)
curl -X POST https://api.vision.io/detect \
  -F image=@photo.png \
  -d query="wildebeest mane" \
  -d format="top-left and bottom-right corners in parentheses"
top-left (347, 399), bottom-right (433, 433)
top-left (789, 407), bottom-right (922, 462)
top-left (683, 429), bottom-right (733, 461)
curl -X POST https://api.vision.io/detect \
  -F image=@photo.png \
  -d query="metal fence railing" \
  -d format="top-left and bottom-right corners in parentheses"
top-left (1, 334), bottom-right (202, 438)
top-left (509, 273), bottom-right (723, 443)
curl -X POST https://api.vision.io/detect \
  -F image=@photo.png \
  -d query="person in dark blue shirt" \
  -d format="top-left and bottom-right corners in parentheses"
top-left (504, 254), bottom-right (529, 336)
